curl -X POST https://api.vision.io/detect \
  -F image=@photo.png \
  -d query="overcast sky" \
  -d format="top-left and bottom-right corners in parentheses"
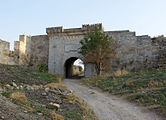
top-left (0, 0), bottom-right (166, 50)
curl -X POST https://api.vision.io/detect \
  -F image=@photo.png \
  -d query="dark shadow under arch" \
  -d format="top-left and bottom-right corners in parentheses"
top-left (64, 57), bottom-right (84, 78)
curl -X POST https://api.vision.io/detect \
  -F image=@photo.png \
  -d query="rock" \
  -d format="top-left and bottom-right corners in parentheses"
top-left (25, 85), bottom-right (34, 90)
top-left (45, 88), bottom-right (50, 92)
top-left (63, 90), bottom-right (73, 96)
top-left (24, 111), bottom-right (28, 113)
top-left (49, 89), bottom-right (61, 94)
top-left (41, 92), bottom-right (47, 96)
top-left (19, 85), bottom-right (24, 90)
top-left (1, 116), bottom-right (5, 119)
top-left (4, 84), bottom-right (13, 90)
top-left (142, 91), bottom-right (146, 94)
top-left (47, 102), bottom-right (60, 110)
top-left (12, 82), bottom-right (17, 88)
top-left (42, 105), bottom-right (46, 107)
top-left (37, 113), bottom-right (43, 116)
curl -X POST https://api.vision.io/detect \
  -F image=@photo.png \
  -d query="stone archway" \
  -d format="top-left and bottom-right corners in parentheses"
top-left (64, 57), bottom-right (84, 78)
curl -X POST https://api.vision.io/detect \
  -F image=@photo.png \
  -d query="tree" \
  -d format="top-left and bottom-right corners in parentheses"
top-left (79, 30), bottom-right (116, 76)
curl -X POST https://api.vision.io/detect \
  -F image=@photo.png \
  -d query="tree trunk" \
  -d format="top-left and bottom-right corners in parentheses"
top-left (99, 62), bottom-right (102, 76)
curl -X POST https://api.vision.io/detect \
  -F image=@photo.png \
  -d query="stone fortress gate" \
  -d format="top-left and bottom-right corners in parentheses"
top-left (1, 23), bottom-right (165, 78)
top-left (46, 24), bottom-right (102, 78)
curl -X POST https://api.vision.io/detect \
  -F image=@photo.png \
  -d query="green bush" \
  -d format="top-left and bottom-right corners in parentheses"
top-left (37, 64), bottom-right (47, 72)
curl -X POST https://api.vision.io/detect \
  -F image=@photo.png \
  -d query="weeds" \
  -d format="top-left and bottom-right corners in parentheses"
top-left (10, 92), bottom-right (27, 105)
top-left (82, 68), bottom-right (166, 117)
top-left (1, 91), bottom-right (11, 97)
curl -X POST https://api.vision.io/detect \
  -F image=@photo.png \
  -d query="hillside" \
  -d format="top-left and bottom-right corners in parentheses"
top-left (83, 69), bottom-right (166, 118)
top-left (0, 64), bottom-right (97, 120)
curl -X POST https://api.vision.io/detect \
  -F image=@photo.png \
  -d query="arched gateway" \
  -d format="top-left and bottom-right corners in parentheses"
top-left (46, 24), bottom-right (102, 78)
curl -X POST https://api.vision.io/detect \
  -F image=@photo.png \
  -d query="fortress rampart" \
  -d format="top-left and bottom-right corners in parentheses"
top-left (0, 23), bottom-right (166, 77)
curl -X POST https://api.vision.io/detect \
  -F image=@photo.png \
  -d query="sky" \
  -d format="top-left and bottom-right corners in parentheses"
top-left (0, 0), bottom-right (166, 50)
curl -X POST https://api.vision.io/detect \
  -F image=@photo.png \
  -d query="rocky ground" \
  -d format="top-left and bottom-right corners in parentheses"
top-left (0, 64), bottom-right (97, 120)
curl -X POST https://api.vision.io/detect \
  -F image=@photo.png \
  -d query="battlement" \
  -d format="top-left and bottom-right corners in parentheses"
top-left (46, 26), bottom-right (64, 34)
top-left (82, 23), bottom-right (104, 31)
top-left (46, 23), bottom-right (104, 35)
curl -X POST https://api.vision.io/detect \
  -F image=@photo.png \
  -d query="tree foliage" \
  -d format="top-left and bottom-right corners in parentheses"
top-left (79, 30), bottom-right (117, 75)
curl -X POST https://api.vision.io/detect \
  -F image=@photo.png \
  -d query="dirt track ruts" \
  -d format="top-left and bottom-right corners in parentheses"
top-left (64, 79), bottom-right (164, 120)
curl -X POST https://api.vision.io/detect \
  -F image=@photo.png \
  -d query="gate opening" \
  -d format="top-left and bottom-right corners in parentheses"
top-left (64, 57), bottom-right (84, 78)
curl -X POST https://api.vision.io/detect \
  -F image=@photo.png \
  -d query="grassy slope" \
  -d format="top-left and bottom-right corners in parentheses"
top-left (0, 64), bottom-right (97, 120)
top-left (0, 64), bottom-right (59, 85)
top-left (83, 69), bottom-right (166, 117)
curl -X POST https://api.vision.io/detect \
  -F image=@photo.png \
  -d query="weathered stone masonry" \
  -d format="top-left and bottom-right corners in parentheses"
top-left (0, 39), bottom-right (17, 65)
top-left (0, 23), bottom-right (165, 77)
top-left (0, 35), bottom-right (49, 67)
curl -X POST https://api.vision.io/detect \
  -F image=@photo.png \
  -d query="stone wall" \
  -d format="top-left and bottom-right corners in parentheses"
top-left (151, 36), bottom-right (166, 68)
top-left (30, 35), bottom-right (49, 67)
top-left (105, 31), bottom-right (155, 72)
top-left (46, 24), bottom-right (166, 77)
top-left (0, 35), bottom-right (49, 68)
top-left (1, 23), bottom-right (166, 78)
top-left (18, 35), bottom-right (32, 65)
top-left (0, 40), bottom-right (17, 65)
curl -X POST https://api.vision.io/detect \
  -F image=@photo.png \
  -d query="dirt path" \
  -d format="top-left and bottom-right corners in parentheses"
top-left (64, 79), bottom-right (164, 120)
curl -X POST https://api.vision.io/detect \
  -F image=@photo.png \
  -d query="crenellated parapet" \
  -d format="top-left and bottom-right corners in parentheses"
top-left (46, 26), bottom-right (64, 34)
top-left (82, 23), bottom-right (104, 31)
top-left (46, 23), bottom-right (104, 36)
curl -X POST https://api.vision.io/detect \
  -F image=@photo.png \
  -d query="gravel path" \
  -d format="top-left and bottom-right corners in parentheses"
top-left (64, 79), bottom-right (164, 120)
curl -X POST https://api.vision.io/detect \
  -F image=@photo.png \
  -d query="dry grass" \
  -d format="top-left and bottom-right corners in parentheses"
top-left (10, 92), bottom-right (27, 105)
top-left (67, 93), bottom-right (99, 120)
top-left (113, 69), bottom-right (129, 77)
top-left (32, 85), bottom-right (43, 89)
top-left (10, 92), bottom-right (34, 112)
top-left (44, 83), bottom-right (67, 91)
top-left (50, 111), bottom-right (64, 120)
top-left (82, 69), bottom-right (166, 118)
